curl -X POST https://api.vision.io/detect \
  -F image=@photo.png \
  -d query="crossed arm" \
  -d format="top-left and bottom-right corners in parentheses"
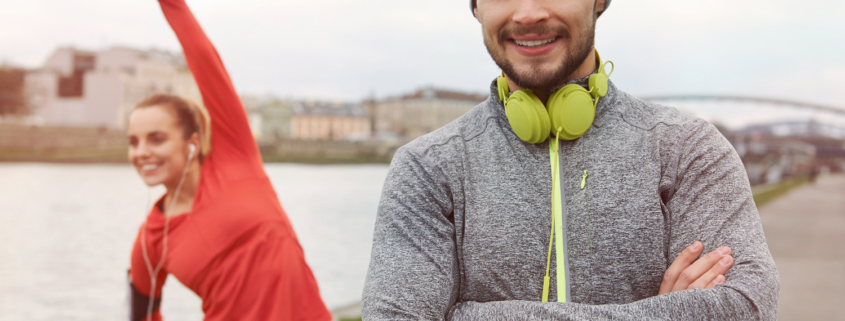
top-left (363, 123), bottom-right (779, 320)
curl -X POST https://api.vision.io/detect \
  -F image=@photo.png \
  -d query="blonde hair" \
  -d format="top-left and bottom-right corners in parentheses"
top-left (134, 94), bottom-right (212, 161)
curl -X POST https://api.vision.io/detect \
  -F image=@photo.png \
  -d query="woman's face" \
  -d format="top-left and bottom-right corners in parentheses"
top-left (127, 105), bottom-right (193, 187)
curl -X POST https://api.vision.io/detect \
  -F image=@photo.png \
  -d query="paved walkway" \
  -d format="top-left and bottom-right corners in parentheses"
top-left (759, 174), bottom-right (845, 321)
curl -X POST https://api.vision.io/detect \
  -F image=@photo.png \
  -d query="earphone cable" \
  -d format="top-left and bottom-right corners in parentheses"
top-left (140, 155), bottom-right (193, 321)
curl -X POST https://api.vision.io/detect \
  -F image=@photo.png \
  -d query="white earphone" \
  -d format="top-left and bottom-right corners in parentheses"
top-left (188, 144), bottom-right (196, 161)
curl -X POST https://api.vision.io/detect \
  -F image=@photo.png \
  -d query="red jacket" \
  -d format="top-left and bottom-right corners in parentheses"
top-left (129, 1), bottom-right (331, 320)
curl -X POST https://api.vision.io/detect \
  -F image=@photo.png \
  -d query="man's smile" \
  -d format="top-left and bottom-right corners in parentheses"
top-left (507, 34), bottom-right (560, 56)
top-left (513, 37), bottom-right (557, 48)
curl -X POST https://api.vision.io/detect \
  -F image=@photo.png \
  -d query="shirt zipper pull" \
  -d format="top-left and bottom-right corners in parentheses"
top-left (581, 170), bottom-right (588, 190)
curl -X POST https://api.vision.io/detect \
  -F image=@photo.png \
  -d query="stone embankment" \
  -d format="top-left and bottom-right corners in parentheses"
top-left (0, 124), bottom-right (400, 163)
top-left (0, 124), bottom-right (128, 162)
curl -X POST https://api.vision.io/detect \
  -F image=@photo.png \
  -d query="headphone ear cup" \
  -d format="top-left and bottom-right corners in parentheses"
top-left (505, 90), bottom-right (551, 144)
top-left (547, 85), bottom-right (596, 140)
top-left (588, 73), bottom-right (609, 97)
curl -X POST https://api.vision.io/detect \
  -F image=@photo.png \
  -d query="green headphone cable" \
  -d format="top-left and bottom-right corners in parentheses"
top-left (542, 127), bottom-right (563, 302)
top-left (542, 198), bottom-right (554, 302)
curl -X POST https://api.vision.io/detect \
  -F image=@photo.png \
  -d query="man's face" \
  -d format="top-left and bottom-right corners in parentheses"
top-left (475, 0), bottom-right (600, 91)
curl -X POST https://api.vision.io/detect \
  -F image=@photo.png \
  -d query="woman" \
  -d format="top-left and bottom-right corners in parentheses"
top-left (126, 0), bottom-right (331, 320)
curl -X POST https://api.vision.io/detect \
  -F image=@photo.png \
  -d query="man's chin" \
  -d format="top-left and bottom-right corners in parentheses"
top-left (501, 57), bottom-right (563, 84)
top-left (509, 69), bottom-right (562, 90)
top-left (501, 46), bottom-right (591, 90)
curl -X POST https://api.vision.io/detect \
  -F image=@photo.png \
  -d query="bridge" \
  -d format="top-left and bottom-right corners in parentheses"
top-left (643, 94), bottom-right (845, 145)
top-left (642, 95), bottom-right (845, 116)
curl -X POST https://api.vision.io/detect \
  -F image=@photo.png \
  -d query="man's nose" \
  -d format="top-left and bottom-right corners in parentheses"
top-left (513, 0), bottom-right (549, 25)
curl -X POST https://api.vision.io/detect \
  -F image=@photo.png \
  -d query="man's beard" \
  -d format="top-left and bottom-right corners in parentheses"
top-left (484, 21), bottom-right (595, 94)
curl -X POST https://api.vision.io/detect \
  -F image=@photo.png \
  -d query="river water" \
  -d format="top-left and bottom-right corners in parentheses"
top-left (0, 163), bottom-right (389, 320)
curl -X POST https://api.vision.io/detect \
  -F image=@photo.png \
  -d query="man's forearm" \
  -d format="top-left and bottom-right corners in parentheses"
top-left (449, 286), bottom-right (767, 321)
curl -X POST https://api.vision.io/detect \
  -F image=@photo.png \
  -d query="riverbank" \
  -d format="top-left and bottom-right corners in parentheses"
top-left (752, 176), bottom-right (810, 207)
top-left (0, 148), bottom-right (390, 164)
top-left (0, 147), bottom-right (128, 163)
top-left (261, 153), bottom-right (389, 164)
top-left (0, 125), bottom-right (399, 164)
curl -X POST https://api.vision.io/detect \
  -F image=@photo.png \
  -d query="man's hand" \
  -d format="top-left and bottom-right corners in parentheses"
top-left (658, 241), bottom-right (734, 294)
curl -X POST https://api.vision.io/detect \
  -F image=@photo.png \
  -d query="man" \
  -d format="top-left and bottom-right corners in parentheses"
top-left (363, 0), bottom-right (779, 319)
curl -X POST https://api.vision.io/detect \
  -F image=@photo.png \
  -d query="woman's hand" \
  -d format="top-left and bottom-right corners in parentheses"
top-left (659, 241), bottom-right (734, 294)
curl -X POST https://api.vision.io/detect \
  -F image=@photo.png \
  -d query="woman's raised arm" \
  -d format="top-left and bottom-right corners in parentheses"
top-left (158, 0), bottom-right (262, 169)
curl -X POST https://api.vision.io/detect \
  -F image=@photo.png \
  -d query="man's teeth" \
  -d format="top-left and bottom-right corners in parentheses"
top-left (515, 38), bottom-right (555, 47)
top-left (142, 164), bottom-right (158, 171)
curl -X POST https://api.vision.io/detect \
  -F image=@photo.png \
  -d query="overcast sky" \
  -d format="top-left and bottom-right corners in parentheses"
top-left (2, 0), bottom-right (844, 128)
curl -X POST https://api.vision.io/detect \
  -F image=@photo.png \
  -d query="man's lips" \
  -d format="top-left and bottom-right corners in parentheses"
top-left (513, 37), bottom-right (557, 47)
top-left (511, 33), bottom-right (558, 41)
top-left (507, 36), bottom-right (559, 57)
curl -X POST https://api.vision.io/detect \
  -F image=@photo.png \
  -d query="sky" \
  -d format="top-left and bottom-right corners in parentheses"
top-left (2, 0), bottom-right (845, 128)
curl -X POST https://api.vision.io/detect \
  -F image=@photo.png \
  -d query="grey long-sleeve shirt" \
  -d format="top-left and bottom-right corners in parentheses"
top-left (362, 76), bottom-right (779, 320)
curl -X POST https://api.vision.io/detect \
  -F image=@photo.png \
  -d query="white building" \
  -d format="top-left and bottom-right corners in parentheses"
top-left (290, 101), bottom-right (370, 140)
top-left (374, 88), bottom-right (487, 140)
top-left (25, 46), bottom-right (201, 129)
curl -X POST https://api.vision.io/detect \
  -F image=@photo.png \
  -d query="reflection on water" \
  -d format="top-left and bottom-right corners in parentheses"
top-left (0, 163), bottom-right (388, 320)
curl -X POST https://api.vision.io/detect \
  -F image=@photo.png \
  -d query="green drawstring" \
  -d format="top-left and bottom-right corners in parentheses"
top-left (581, 170), bottom-right (592, 253)
top-left (580, 170), bottom-right (588, 189)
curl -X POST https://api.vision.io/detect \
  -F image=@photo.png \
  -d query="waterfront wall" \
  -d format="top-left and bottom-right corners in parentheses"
top-left (259, 138), bottom-right (400, 162)
top-left (0, 124), bottom-right (127, 150)
top-left (0, 124), bottom-right (400, 163)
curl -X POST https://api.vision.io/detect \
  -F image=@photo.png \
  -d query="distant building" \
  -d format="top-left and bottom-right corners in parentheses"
top-left (0, 65), bottom-right (27, 117)
top-left (24, 46), bottom-right (200, 129)
top-left (260, 99), bottom-right (293, 140)
top-left (361, 98), bottom-right (377, 135)
top-left (290, 101), bottom-right (370, 140)
top-left (724, 119), bottom-right (845, 184)
top-left (732, 135), bottom-right (816, 185)
top-left (733, 119), bottom-right (845, 140)
top-left (239, 95), bottom-right (292, 141)
top-left (239, 95), bottom-right (267, 138)
top-left (375, 87), bottom-right (487, 140)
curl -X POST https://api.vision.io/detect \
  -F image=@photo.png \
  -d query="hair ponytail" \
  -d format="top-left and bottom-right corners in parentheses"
top-left (184, 97), bottom-right (212, 161)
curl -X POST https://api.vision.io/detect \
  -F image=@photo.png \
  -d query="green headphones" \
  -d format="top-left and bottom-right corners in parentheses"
top-left (498, 50), bottom-right (614, 143)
